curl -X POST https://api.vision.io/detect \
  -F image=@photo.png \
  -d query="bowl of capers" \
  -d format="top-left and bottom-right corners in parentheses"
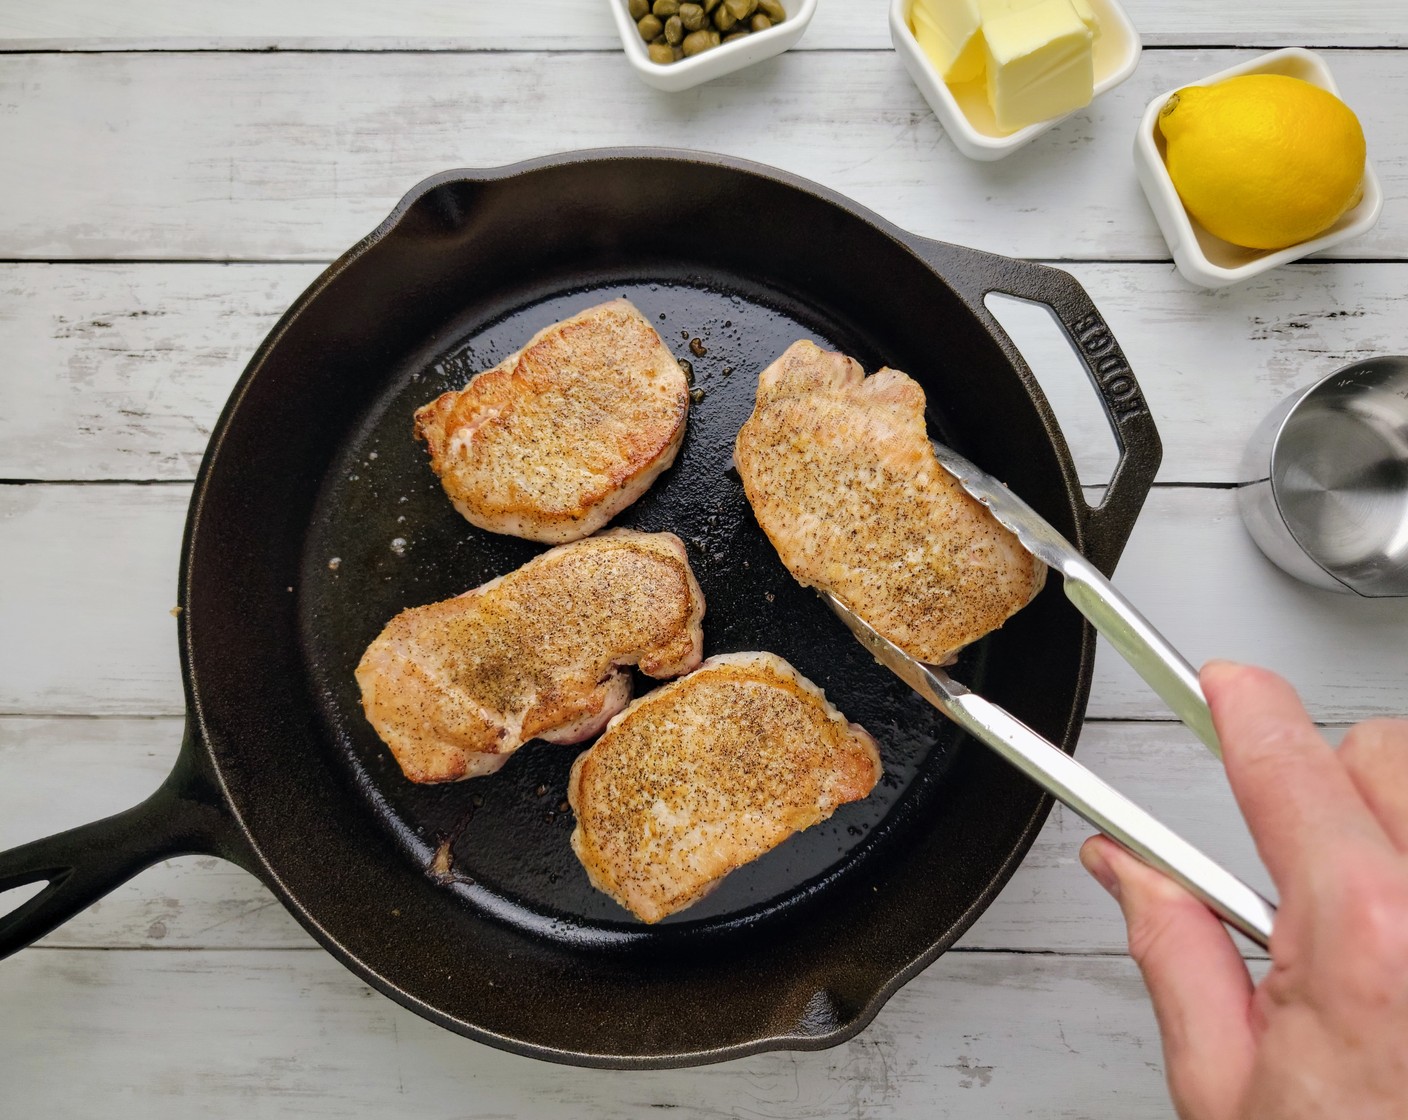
top-left (609, 0), bottom-right (816, 91)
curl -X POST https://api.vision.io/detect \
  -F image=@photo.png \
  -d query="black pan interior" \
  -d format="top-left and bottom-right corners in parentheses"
top-left (183, 155), bottom-right (1093, 1063)
top-left (299, 274), bottom-right (976, 940)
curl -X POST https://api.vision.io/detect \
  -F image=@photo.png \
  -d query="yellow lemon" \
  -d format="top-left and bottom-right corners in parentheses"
top-left (1158, 74), bottom-right (1365, 251)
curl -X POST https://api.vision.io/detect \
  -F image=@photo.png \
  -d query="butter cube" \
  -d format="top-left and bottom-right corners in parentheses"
top-left (980, 0), bottom-right (1099, 37)
top-left (910, 0), bottom-right (985, 85)
top-left (982, 0), bottom-right (1094, 132)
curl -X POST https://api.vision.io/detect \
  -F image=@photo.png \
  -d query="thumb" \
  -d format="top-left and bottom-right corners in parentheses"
top-left (1081, 835), bottom-right (1256, 1120)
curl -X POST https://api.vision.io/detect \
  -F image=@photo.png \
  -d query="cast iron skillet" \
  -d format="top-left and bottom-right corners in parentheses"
top-left (0, 150), bottom-right (1159, 1068)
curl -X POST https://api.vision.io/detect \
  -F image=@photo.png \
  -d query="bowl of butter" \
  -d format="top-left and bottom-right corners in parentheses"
top-left (890, 0), bottom-right (1141, 160)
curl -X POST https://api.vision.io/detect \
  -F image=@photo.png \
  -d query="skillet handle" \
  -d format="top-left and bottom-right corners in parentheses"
top-left (906, 238), bottom-right (1161, 578)
top-left (0, 723), bottom-right (239, 959)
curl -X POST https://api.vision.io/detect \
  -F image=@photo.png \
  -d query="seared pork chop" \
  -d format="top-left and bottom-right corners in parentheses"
top-left (414, 299), bottom-right (689, 543)
top-left (735, 340), bottom-right (1045, 665)
top-left (568, 652), bottom-right (881, 923)
top-left (355, 530), bottom-right (705, 783)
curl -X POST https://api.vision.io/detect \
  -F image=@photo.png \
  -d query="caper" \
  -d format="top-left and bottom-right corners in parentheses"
top-left (638, 0), bottom-right (778, 64)
top-left (682, 27), bottom-right (720, 55)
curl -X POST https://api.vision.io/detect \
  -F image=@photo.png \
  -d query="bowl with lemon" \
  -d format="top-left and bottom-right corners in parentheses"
top-left (1135, 48), bottom-right (1382, 288)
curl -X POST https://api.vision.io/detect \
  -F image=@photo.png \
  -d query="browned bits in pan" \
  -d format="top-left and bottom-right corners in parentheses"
top-left (632, 0), bottom-right (784, 64)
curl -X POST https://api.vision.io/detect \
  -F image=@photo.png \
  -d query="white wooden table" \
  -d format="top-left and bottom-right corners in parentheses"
top-left (2, 3), bottom-right (1405, 1116)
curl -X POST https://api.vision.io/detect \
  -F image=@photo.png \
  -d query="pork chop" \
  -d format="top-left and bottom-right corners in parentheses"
top-left (568, 651), bottom-right (881, 923)
top-left (414, 299), bottom-right (689, 543)
top-left (355, 530), bottom-right (705, 783)
top-left (734, 340), bottom-right (1045, 665)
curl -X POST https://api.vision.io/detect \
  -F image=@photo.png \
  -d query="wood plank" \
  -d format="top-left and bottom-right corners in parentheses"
top-left (1096, 487), bottom-right (1408, 722)
top-left (3, 484), bottom-right (1405, 719)
top-left (2, 260), bottom-right (1397, 486)
top-left (0, 716), bottom-right (304, 949)
top-left (0, 716), bottom-right (1275, 955)
top-left (0, 50), bottom-right (1402, 262)
top-left (0, 262), bottom-right (321, 480)
top-left (0, 484), bottom-right (187, 715)
top-left (985, 260), bottom-right (1408, 488)
top-left (0, 0), bottom-right (1403, 50)
top-left (0, 946), bottom-right (1204, 1118)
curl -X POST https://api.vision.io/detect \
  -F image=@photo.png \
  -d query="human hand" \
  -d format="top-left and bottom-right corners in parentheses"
top-left (1079, 660), bottom-right (1408, 1120)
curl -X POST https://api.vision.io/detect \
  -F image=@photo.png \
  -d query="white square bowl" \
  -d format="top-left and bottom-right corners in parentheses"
top-left (609, 0), bottom-right (817, 92)
top-left (889, 0), bottom-right (1142, 161)
top-left (1133, 48), bottom-right (1384, 289)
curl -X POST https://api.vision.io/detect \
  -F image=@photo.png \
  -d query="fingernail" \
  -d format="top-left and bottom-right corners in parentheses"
top-left (1200, 658), bottom-right (1241, 683)
top-left (1079, 841), bottom-right (1121, 901)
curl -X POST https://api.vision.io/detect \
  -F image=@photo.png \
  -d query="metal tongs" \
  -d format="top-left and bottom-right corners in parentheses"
top-left (931, 441), bottom-right (1221, 757)
top-left (823, 443), bottom-right (1277, 948)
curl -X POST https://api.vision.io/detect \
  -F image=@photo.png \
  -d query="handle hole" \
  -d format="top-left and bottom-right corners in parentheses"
top-left (984, 293), bottom-right (1122, 497)
top-left (1, 879), bottom-right (50, 919)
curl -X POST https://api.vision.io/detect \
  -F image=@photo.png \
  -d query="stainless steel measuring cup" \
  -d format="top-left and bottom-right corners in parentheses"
top-left (1239, 356), bottom-right (1408, 597)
